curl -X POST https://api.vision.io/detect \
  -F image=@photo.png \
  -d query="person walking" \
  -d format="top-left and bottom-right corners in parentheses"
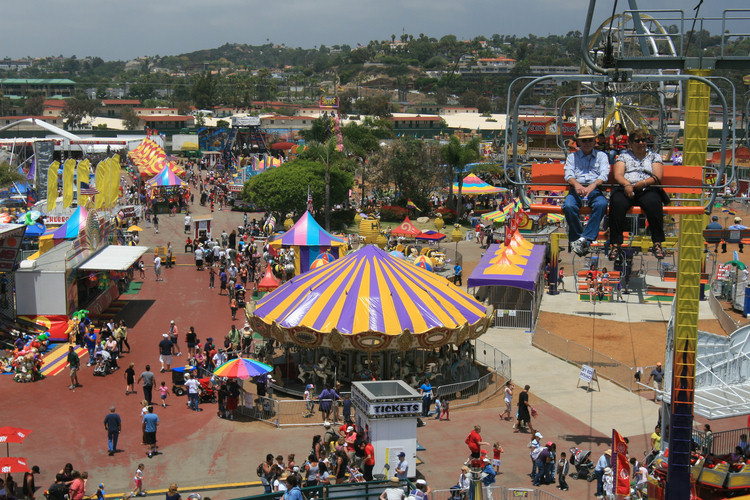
top-left (648, 363), bottom-right (664, 402)
top-left (184, 373), bottom-right (201, 412)
top-left (153, 253), bottom-right (162, 281)
top-left (104, 406), bottom-right (121, 456)
top-left (158, 334), bottom-right (173, 373)
top-left (22, 465), bottom-right (39, 500)
top-left (137, 365), bottom-right (155, 405)
top-left (130, 464), bottom-right (145, 497)
top-left (153, 213), bottom-right (159, 234)
top-left (67, 346), bottom-right (80, 390)
top-left (500, 381), bottom-right (513, 421)
top-left (142, 406), bottom-right (159, 458)
top-left (454, 263), bottom-right (462, 286)
top-left (184, 214), bottom-right (191, 234)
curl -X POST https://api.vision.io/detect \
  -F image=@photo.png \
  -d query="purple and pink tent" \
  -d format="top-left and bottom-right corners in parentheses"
top-left (268, 211), bottom-right (346, 274)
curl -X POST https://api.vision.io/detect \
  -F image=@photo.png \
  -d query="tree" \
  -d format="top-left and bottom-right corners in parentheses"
top-left (191, 71), bottom-right (219, 109)
top-left (60, 94), bottom-right (101, 129)
top-left (121, 107), bottom-right (140, 131)
top-left (242, 158), bottom-right (352, 218)
top-left (0, 161), bottom-right (28, 190)
top-left (368, 138), bottom-right (442, 208)
top-left (22, 94), bottom-right (44, 116)
top-left (441, 135), bottom-right (480, 219)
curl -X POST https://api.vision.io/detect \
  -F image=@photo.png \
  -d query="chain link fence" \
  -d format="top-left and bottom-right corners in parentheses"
top-left (532, 327), bottom-right (656, 392)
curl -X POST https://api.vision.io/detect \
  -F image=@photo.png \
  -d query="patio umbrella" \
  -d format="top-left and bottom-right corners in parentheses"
top-left (128, 225), bottom-right (143, 232)
top-left (213, 358), bottom-right (273, 379)
top-left (0, 457), bottom-right (31, 473)
top-left (0, 427), bottom-right (31, 457)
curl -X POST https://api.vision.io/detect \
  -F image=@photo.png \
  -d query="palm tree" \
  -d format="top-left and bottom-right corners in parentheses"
top-left (441, 135), bottom-right (480, 220)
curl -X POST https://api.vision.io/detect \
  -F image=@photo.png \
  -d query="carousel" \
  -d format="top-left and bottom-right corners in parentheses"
top-left (248, 245), bottom-right (494, 393)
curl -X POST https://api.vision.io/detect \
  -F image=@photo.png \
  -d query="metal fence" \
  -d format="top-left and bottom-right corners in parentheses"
top-left (532, 327), bottom-right (656, 392)
top-left (430, 486), bottom-right (563, 500)
top-left (232, 478), bottom-right (414, 500)
top-left (252, 338), bottom-right (512, 427)
top-left (692, 427), bottom-right (750, 456)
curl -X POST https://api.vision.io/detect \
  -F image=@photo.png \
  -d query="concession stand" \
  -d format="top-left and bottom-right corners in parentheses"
top-left (15, 209), bottom-right (147, 340)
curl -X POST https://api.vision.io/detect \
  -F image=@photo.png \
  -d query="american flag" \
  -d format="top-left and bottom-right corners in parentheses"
top-left (307, 185), bottom-right (314, 214)
top-left (79, 182), bottom-right (99, 195)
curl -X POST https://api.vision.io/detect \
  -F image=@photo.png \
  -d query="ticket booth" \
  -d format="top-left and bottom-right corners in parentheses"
top-left (351, 380), bottom-right (420, 480)
top-left (193, 215), bottom-right (213, 243)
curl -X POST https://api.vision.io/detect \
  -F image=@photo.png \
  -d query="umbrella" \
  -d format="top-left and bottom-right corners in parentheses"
top-left (213, 358), bottom-right (273, 379)
top-left (128, 225), bottom-right (143, 232)
top-left (0, 427), bottom-right (31, 457)
top-left (271, 142), bottom-right (296, 150)
top-left (0, 457), bottom-right (31, 473)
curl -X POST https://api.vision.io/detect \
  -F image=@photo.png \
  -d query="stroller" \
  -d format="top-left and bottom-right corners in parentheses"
top-left (569, 447), bottom-right (596, 481)
top-left (93, 350), bottom-right (112, 377)
top-left (198, 377), bottom-right (217, 403)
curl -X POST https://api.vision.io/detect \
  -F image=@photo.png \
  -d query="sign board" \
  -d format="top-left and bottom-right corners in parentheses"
top-left (577, 364), bottom-right (600, 391)
top-left (319, 96), bottom-right (339, 109)
top-left (232, 116), bottom-right (261, 127)
top-left (0, 225), bottom-right (27, 272)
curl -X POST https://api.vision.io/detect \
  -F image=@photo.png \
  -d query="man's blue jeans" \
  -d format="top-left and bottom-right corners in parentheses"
top-left (107, 430), bottom-right (119, 452)
top-left (595, 468), bottom-right (604, 496)
top-left (562, 188), bottom-right (608, 242)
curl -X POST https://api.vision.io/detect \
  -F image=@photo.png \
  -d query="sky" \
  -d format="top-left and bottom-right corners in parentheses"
top-left (1, 0), bottom-right (744, 61)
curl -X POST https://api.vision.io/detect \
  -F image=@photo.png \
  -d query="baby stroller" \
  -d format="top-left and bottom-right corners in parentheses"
top-left (198, 377), bottom-right (216, 403)
top-left (569, 447), bottom-right (596, 481)
top-left (93, 350), bottom-right (112, 377)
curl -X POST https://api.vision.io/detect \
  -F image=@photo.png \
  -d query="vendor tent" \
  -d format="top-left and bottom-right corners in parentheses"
top-left (268, 211), bottom-right (346, 274)
top-left (129, 138), bottom-right (185, 177)
top-left (390, 217), bottom-right (421, 238)
top-left (146, 165), bottom-right (185, 186)
top-left (467, 241), bottom-right (545, 330)
top-left (452, 174), bottom-right (506, 195)
top-left (52, 206), bottom-right (88, 240)
top-left (415, 230), bottom-right (446, 242)
top-left (256, 266), bottom-right (281, 292)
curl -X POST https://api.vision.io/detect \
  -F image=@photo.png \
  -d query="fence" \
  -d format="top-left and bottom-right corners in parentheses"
top-left (252, 338), bottom-right (511, 427)
top-left (232, 478), bottom-right (413, 500)
top-left (532, 327), bottom-right (656, 393)
top-left (430, 485), bottom-right (563, 500)
top-left (692, 427), bottom-right (750, 457)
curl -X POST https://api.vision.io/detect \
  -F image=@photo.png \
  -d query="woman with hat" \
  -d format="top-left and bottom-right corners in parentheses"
top-left (610, 128), bottom-right (667, 260)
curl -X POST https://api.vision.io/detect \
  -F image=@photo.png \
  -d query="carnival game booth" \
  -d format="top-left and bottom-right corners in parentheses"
top-left (15, 209), bottom-right (148, 340)
top-left (268, 211), bottom-right (347, 275)
top-left (145, 164), bottom-right (188, 214)
top-left (467, 234), bottom-right (546, 331)
top-left (351, 380), bottom-right (421, 480)
top-left (249, 245), bottom-right (493, 391)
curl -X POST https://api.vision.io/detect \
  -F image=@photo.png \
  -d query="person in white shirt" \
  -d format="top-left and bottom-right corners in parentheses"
top-left (212, 349), bottom-right (227, 368)
top-left (153, 255), bottom-right (162, 281)
top-left (184, 374), bottom-right (202, 411)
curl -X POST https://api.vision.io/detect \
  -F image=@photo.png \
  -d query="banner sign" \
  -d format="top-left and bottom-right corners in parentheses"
top-left (613, 429), bottom-right (631, 497)
top-left (319, 96), bottom-right (339, 109)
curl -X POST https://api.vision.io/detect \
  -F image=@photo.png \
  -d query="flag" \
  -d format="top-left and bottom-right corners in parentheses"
top-left (62, 159), bottom-right (76, 208)
top-left (723, 207), bottom-right (736, 216)
top-left (307, 185), bottom-right (314, 214)
top-left (612, 430), bottom-right (630, 497)
top-left (79, 182), bottom-right (99, 195)
top-left (337, 85), bottom-right (343, 91)
top-left (406, 199), bottom-right (421, 212)
top-left (46, 160), bottom-right (59, 212)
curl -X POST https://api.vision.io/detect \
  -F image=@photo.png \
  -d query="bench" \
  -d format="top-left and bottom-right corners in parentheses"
top-left (154, 246), bottom-right (176, 265)
top-left (576, 270), bottom-right (621, 301)
top-left (646, 286), bottom-right (676, 298)
top-left (663, 270), bottom-right (710, 284)
top-left (528, 163), bottom-right (706, 215)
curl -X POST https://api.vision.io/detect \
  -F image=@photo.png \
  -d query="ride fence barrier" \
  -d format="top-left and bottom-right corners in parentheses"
top-left (532, 327), bottom-right (656, 393)
top-left (430, 485), bottom-right (564, 500)
top-left (233, 478), bottom-right (414, 500)
top-left (692, 427), bottom-right (750, 457)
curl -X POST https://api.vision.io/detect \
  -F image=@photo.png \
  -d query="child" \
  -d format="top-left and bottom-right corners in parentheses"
top-left (440, 400), bottom-right (450, 421)
top-left (303, 384), bottom-right (314, 417)
top-left (125, 362), bottom-right (135, 395)
top-left (492, 442), bottom-right (503, 473)
top-left (558, 267), bottom-right (566, 292)
top-left (95, 484), bottom-right (105, 500)
top-left (557, 451), bottom-right (569, 491)
top-left (230, 297), bottom-right (238, 320)
top-left (130, 463), bottom-right (145, 497)
top-left (433, 397), bottom-right (442, 419)
top-left (138, 260), bottom-right (145, 279)
top-left (603, 466), bottom-right (614, 499)
top-left (159, 381), bottom-right (169, 407)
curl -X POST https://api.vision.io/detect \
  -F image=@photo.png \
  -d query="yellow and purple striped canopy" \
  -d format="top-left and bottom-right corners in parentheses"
top-left (249, 245), bottom-right (492, 351)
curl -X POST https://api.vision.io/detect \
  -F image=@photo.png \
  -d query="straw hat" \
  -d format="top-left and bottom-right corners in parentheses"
top-left (576, 126), bottom-right (596, 139)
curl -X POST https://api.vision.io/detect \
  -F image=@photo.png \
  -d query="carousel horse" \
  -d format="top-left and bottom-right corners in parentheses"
top-left (298, 356), bottom-right (333, 387)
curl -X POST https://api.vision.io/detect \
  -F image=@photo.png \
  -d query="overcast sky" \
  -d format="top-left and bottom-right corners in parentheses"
top-left (1, 0), bottom-right (743, 61)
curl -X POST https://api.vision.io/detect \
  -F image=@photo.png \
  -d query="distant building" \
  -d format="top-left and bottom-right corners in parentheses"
top-left (101, 99), bottom-right (141, 118)
top-left (0, 78), bottom-right (76, 98)
top-left (440, 106), bottom-right (479, 115)
top-left (460, 57), bottom-right (516, 76)
top-left (0, 115), bottom-right (64, 129)
top-left (138, 115), bottom-right (194, 130)
top-left (389, 115), bottom-right (445, 138)
top-left (261, 115), bottom-right (315, 133)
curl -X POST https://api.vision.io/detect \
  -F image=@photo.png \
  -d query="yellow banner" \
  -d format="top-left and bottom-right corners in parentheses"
top-left (77, 159), bottom-right (90, 207)
top-left (46, 161), bottom-right (59, 212)
top-left (62, 159), bottom-right (75, 208)
top-left (94, 159), bottom-right (106, 209)
top-left (109, 154), bottom-right (121, 208)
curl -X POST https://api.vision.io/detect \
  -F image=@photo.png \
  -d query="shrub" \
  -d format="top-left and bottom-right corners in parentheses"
top-left (329, 209), bottom-right (356, 231)
top-left (380, 205), bottom-right (408, 222)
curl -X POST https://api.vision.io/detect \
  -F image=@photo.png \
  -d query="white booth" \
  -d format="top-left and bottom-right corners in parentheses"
top-left (351, 380), bottom-right (420, 480)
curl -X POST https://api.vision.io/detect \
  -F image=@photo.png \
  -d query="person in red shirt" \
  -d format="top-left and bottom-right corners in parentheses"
top-left (363, 441), bottom-right (375, 481)
top-left (465, 425), bottom-right (489, 461)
